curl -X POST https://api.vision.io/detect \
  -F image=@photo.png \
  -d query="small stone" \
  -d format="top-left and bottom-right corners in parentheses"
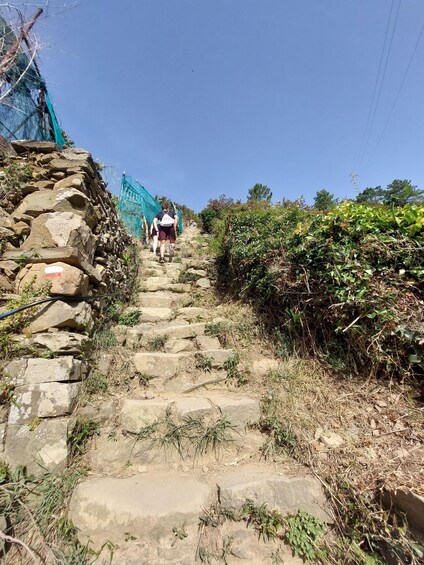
top-left (372, 429), bottom-right (380, 437)
top-left (320, 431), bottom-right (344, 448)
top-left (137, 465), bottom-right (148, 473)
top-left (142, 391), bottom-right (155, 399)
top-left (202, 466), bottom-right (209, 473)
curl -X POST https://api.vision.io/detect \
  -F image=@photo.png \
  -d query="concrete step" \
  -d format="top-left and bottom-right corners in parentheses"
top-left (69, 473), bottom-right (212, 549)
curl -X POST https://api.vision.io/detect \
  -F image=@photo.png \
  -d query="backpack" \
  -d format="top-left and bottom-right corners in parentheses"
top-left (160, 212), bottom-right (174, 227)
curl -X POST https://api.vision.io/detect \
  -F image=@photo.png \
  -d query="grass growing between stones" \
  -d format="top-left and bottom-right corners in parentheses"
top-left (133, 412), bottom-right (237, 460)
top-left (146, 334), bottom-right (168, 351)
top-left (198, 500), bottom-right (326, 561)
top-left (0, 279), bottom-right (51, 358)
top-left (0, 463), bottom-right (113, 564)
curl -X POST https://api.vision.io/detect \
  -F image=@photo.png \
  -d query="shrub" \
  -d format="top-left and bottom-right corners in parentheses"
top-left (217, 202), bottom-right (424, 381)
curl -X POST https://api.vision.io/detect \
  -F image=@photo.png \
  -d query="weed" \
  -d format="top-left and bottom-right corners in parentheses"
top-left (68, 420), bottom-right (100, 459)
top-left (189, 415), bottom-right (237, 457)
top-left (93, 329), bottom-right (118, 350)
top-left (195, 353), bottom-right (212, 372)
top-left (0, 279), bottom-right (51, 356)
top-left (172, 523), bottom-right (188, 546)
top-left (27, 417), bottom-right (40, 431)
top-left (117, 309), bottom-right (141, 326)
top-left (82, 371), bottom-right (109, 395)
top-left (174, 257), bottom-right (182, 263)
top-left (285, 510), bottom-right (325, 560)
top-left (147, 334), bottom-right (168, 351)
top-left (0, 382), bottom-right (16, 406)
top-left (138, 373), bottom-right (154, 387)
top-left (133, 413), bottom-right (236, 459)
top-left (224, 352), bottom-right (248, 386)
top-left (178, 268), bottom-right (200, 284)
top-left (267, 368), bottom-right (289, 382)
top-left (205, 320), bottom-right (230, 346)
top-left (257, 389), bottom-right (297, 458)
top-left (241, 500), bottom-right (284, 541)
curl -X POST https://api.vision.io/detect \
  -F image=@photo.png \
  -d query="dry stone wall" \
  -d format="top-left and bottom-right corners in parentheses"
top-left (0, 139), bottom-right (133, 473)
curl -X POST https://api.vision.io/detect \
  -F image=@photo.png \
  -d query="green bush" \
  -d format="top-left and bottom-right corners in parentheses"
top-left (217, 202), bottom-right (424, 381)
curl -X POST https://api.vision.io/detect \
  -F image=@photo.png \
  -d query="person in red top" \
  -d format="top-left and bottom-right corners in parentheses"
top-left (153, 201), bottom-right (179, 263)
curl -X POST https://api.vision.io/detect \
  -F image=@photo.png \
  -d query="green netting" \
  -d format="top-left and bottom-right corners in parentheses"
top-left (0, 15), bottom-right (64, 146)
top-left (118, 174), bottom-right (183, 239)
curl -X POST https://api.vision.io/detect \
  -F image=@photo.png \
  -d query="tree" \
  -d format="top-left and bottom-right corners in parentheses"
top-left (247, 183), bottom-right (272, 202)
top-left (383, 179), bottom-right (424, 206)
top-left (356, 186), bottom-right (385, 204)
top-left (313, 189), bottom-right (337, 211)
top-left (356, 180), bottom-right (424, 206)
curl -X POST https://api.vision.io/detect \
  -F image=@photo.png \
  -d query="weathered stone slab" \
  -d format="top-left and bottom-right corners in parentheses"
top-left (4, 357), bottom-right (83, 386)
top-left (9, 381), bottom-right (80, 423)
top-left (132, 352), bottom-right (187, 378)
top-left (138, 307), bottom-right (173, 323)
top-left (164, 339), bottom-right (195, 353)
top-left (13, 188), bottom-right (97, 228)
top-left (137, 292), bottom-right (171, 308)
top-left (11, 140), bottom-right (58, 153)
top-left (217, 465), bottom-right (332, 523)
top-left (79, 399), bottom-right (115, 424)
top-left (142, 322), bottom-right (206, 342)
top-left (2, 247), bottom-right (102, 283)
top-left (69, 474), bottom-right (211, 547)
top-left (29, 332), bottom-right (91, 355)
top-left (176, 307), bottom-right (209, 321)
top-left (196, 335), bottom-right (221, 350)
top-left (4, 417), bottom-right (72, 474)
top-left (121, 399), bottom-right (170, 432)
top-left (25, 300), bottom-right (94, 334)
top-left (200, 349), bottom-right (234, 368)
top-left (16, 262), bottom-right (89, 296)
top-left (382, 488), bottom-right (424, 537)
top-left (173, 397), bottom-right (214, 419)
top-left (0, 208), bottom-right (13, 229)
top-left (213, 397), bottom-right (260, 429)
top-left (139, 277), bottom-right (173, 291)
top-left (53, 173), bottom-right (86, 191)
top-left (21, 212), bottom-right (95, 263)
top-left (196, 278), bottom-right (211, 289)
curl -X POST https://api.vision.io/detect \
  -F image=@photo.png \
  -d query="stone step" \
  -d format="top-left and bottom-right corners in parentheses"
top-left (139, 279), bottom-right (191, 293)
top-left (175, 306), bottom-right (209, 321)
top-left (137, 292), bottom-right (192, 309)
top-left (216, 464), bottom-right (332, 524)
top-left (121, 395), bottom-right (260, 434)
top-left (137, 307), bottom-right (174, 323)
top-left (133, 352), bottom-right (189, 378)
top-left (139, 321), bottom-right (206, 342)
top-left (69, 473), bottom-right (212, 549)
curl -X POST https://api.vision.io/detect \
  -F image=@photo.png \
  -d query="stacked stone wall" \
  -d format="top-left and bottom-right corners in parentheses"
top-left (0, 139), bottom-right (134, 473)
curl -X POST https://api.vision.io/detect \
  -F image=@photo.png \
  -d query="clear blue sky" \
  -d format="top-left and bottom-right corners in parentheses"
top-left (23, 1), bottom-right (424, 210)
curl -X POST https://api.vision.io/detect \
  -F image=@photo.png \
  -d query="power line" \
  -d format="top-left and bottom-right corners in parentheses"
top-left (357, 0), bottom-right (402, 171)
top-left (355, 0), bottom-right (396, 170)
top-left (365, 18), bottom-right (424, 166)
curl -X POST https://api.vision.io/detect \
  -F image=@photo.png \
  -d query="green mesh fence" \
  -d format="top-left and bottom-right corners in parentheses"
top-left (0, 15), bottom-right (64, 146)
top-left (118, 175), bottom-right (183, 240)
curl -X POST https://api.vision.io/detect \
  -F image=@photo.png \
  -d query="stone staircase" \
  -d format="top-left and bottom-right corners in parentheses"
top-left (69, 230), bottom-right (332, 564)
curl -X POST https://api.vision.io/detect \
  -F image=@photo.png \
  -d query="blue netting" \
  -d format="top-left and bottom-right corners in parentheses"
top-left (0, 15), bottom-right (64, 146)
top-left (118, 175), bottom-right (183, 239)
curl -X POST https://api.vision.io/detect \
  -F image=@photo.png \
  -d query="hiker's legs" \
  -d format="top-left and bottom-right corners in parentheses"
top-left (152, 234), bottom-right (158, 254)
top-left (158, 228), bottom-right (166, 261)
top-left (169, 229), bottom-right (176, 258)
